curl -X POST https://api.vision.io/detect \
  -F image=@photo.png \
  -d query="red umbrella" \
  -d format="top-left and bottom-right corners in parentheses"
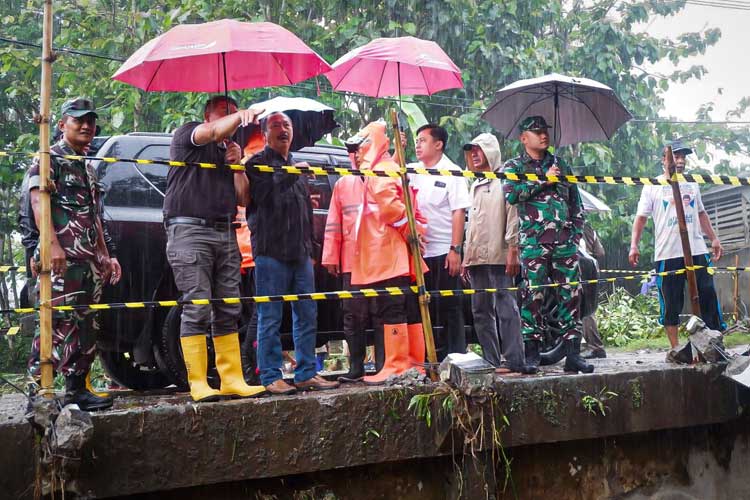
top-left (325, 36), bottom-right (462, 98)
top-left (112, 20), bottom-right (331, 92)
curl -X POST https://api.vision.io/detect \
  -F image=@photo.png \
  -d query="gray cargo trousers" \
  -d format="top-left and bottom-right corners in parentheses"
top-left (166, 223), bottom-right (241, 337)
top-left (467, 264), bottom-right (524, 368)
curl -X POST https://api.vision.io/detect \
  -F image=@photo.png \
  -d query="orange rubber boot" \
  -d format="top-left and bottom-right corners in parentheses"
top-left (407, 323), bottom-right (426, 374)
top-left (364, 323), bottom-right (409, 386)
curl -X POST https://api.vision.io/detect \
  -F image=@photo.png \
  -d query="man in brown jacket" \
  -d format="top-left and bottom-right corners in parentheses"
top-left (462, 133), bottom-right (526, 373)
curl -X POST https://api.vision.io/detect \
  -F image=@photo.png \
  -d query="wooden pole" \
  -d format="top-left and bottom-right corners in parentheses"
top-left (38, 0), bottom-right (54, 396)
top-left (664, 146), bottom-right (701, 317)
top-left (389, 109), bottom-right (438, 380)
top-left (734, 254), bottom-right (740, 322)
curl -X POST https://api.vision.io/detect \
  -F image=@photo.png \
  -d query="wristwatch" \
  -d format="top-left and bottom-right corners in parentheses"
top-left (449, 244), bottom-right (461, 254)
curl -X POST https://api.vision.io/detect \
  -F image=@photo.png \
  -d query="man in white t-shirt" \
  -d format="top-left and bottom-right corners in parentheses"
top-left (408, 124), bottom-right (471, 360)
top-left (629, 140), bottom-right (725, 349)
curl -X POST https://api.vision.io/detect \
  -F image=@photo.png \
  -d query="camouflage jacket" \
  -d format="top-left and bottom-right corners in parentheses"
top-left (28, 140), bottom-right (100, 261)
top-left (502, 151), bottom-right (584, 247)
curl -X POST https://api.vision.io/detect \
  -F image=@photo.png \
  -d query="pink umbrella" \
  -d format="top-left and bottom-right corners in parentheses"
top-left (325, 36), bottom-right (462, 98)
top-left (112, 20), bottom-right (331, 92)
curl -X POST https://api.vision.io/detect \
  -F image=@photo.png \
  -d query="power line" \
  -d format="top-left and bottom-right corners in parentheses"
top-left (685, 0), bottom-right (750, 10)
top-left (0, 36), bottom-right (124, 62)
top-left (2, 36), bottom-right (750, 126)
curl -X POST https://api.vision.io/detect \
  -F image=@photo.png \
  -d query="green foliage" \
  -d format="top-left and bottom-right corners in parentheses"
top-left (580, 387), bottom-right (618, 416)
top-left (598, 287), bottom-right (662, 346)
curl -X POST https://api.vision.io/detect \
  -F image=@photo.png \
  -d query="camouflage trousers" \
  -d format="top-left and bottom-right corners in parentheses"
top-left (28, 260), bottom-right (102, 377)
top-left (520, 242), bottom-right (580, 342)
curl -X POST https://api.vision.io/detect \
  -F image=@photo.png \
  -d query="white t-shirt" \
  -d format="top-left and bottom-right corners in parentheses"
top-left (635, 178), bottom-right (709, 262)
top-left (408, 154), bottom-right (471, 258)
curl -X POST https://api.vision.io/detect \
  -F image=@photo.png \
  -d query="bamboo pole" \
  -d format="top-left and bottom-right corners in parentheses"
top-left (664, 146), bottom-right (701, 317)
top-left (38, 0), bottom-right (54, 396)
top-left (389, 109), bottom-right (438, 380)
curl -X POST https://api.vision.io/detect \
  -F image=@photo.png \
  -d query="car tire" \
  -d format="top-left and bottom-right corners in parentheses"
top-left (98, 349), bottom-right (171, 391)
top-left (158, 306), bottom-right (222, 391)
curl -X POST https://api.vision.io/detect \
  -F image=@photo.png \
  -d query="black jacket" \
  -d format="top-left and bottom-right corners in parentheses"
top-left (246, 146), bottom-right (313, 263)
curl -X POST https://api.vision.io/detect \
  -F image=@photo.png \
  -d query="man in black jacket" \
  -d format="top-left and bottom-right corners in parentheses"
top-left (245, 112), bottom-right (339, 395)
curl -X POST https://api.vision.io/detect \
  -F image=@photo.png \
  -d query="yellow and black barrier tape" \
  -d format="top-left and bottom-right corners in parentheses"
top-left (0, 326), bottom-right (20, 337)
top-left (0, 266), bottom-right (26, 273)
top-left (0, 266), bottom-right (719, 316)
top-left (2, 150), bottom-right (750, 186)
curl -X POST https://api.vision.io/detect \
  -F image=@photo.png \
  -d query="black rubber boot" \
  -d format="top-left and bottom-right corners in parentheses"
top-left (564, 337), bottom-right (595, 374)
top-left (374, 324), bottom-right (385, 373)
top-left (339, 332), bottom-right (366, 383)
top-left (520, 340), bottom-right (541, 374)
top-left (63, 373), bottom-right (113, 411)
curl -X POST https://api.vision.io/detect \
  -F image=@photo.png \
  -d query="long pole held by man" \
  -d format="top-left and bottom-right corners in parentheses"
top-left (389, 109), bottom-right (438, 379)
top-left (664, 146), bottom-right (701, 317)
top-left (38, 0), bottom-right (54, 397)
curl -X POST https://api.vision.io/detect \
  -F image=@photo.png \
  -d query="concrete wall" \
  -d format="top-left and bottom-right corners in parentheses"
top-left (118, 418), bottom-right (750, 500)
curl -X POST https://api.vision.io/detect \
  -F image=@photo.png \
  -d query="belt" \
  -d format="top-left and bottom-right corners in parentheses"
top-left (165, 216), bottom-right (239, 231)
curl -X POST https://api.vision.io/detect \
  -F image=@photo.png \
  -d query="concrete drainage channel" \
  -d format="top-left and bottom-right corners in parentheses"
top-left (2, 351), bottom-right (750, 499)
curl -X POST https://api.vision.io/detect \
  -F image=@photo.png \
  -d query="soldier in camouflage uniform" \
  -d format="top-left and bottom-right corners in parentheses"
top-left (503, 116), bottom-right (594, 374)
top-left (26, 98), bottom-right (114, 411)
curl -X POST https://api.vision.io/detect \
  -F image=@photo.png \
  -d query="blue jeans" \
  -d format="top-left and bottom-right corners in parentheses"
top-left (254, 256), bottom-right (317, 385)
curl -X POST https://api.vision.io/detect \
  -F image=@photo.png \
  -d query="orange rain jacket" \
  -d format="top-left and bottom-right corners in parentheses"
top-left (349, 122), bottom-right (427, 286)
top-left (321, 174), bottom-right (366, 274)
top-left (235, 206), bottom-right (254, 269)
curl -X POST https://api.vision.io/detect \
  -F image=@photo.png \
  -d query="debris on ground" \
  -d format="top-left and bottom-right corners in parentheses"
top-left (438, 352), bottom-right (495, 395)
top-left (382, 368), bottom-right (431, 387)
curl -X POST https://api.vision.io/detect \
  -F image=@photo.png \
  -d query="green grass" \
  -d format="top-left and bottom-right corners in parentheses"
top-left (610, 332), bottom-right (750, 352)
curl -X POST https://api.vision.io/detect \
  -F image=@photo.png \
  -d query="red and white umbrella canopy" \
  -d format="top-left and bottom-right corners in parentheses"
top-left (112, 20), bottom-right (332, 92)
top-left (325, 36), bottom-right (462, 97)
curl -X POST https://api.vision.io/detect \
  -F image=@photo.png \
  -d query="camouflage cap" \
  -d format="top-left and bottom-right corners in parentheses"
top-left (518, 115), bottom-right (550, 132)
top-left (61, 98), bottom-right (98, 119)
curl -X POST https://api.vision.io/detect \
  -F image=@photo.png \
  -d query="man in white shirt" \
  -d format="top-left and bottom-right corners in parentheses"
top-left (408, 124), bottom-right (471, 360)
top-left (629, 140), bottom-right (725, 349)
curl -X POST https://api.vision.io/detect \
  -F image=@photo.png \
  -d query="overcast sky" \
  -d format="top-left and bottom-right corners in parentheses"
top-left (645, 2), bottom-right (750, 121)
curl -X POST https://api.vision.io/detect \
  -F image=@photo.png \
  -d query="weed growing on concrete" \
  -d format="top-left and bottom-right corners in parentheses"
top-left (581, 387), bottom-right (619, 416)
top-left (539, 389), bottom-right (561, 426)
top-left (409, 386), bottom-right (518, 499)
top-left (629, 378), bottom-right (643, 409)
top-left (362, 428), bottom-right (381, 445)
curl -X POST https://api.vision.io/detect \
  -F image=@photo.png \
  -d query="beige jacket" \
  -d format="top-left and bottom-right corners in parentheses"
top-left (462, 133), bottom-right (519, 267)
top-left (463, 178), bottom-right (519, 266)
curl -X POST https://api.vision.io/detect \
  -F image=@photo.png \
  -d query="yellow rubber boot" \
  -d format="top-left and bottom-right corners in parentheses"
top-left (213, 333), bottom-right (266, 398)
top-left (85, 371), bottom-right (110, 398)
top-left (180, 335), bottom-right (222, 402)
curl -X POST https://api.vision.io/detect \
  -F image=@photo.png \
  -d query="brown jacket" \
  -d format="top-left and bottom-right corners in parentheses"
top-left (463, 177), bottom-right (519, 267)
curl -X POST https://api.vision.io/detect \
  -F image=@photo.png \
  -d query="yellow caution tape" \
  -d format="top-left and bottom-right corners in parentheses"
top-left (2, 150), bottom-right (750, 185)
top-left (0, 266), bottom-right (713, 315)
top-left (0, 266), bottom-right (26, 273)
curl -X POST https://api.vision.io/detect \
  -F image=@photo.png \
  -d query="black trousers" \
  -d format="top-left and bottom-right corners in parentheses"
top-left (422, 254), bottom-right (465, 361)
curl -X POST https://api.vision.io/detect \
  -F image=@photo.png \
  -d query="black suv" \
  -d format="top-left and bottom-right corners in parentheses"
top-left (91, 133), bottom-right (349, 389)
top-left (90, 133), bottom-right (598, 390)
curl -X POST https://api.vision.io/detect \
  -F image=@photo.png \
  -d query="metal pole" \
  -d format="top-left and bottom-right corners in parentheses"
top-left (38, 0), bottom-right (55, 396)
top-left (664, 146), bottom-right (701, 316)
top-left (390, 109), bottom-right (438, 380)
top-left (734, 254), bottom-right (740, 322)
